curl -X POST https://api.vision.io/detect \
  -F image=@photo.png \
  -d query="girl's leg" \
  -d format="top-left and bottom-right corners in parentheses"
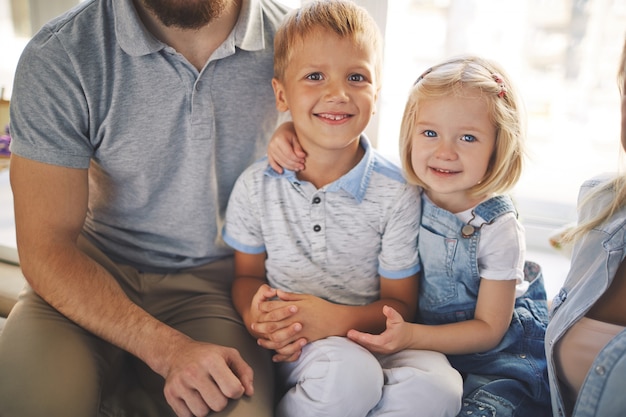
top-left (461, 373), bottom-right (552, 417)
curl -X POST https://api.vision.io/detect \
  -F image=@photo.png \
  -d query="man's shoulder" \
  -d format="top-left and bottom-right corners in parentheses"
top-left (32, 0), bottom-right (106, 40)
top-left (260, 0), bottom-right (292, 22)
top-left (23, 0), bottom-right (113, 63)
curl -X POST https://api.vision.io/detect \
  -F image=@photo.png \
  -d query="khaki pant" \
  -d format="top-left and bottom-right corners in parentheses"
top-left (0, 235), bottom-right (274, 417)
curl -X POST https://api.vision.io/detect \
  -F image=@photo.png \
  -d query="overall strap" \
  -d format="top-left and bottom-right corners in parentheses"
top-left (473, 195), bottom-right (517, 224)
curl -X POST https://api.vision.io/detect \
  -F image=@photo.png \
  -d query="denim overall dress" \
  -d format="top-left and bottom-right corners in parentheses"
top-left (418, 195), bottom-right (552, 417)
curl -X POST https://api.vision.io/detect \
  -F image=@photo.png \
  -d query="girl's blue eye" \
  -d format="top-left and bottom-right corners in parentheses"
top-left (424, 130), bottom-right (437, 137)
top-left (307, 73), bottom-right (323, 81)
top-left (461, 134), bottom-right (476, 142)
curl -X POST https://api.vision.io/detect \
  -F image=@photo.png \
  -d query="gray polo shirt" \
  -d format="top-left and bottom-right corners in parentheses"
top-left (10, 0), bottom-right (290, 271)
top-left (223, 136), bottom-right (421, 306)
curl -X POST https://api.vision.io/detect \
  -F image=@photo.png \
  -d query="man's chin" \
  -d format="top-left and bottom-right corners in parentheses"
top-left (140, 0), bottom-right (229, 30)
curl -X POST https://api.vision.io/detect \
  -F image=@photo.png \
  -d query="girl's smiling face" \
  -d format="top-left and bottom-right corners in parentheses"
top-left (410, 87), bottom-right (497, 213)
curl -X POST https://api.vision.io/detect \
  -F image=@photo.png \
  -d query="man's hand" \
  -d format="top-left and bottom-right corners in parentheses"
top-left (163, 339), bottom-right (254, 417)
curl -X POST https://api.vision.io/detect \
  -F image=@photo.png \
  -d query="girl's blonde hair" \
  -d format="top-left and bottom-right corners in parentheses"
top-left (273, 0), bottom-right (383, 85)
top-left (563, 37), bottom-right (626, 242)
top-left (399, 55), bottom-right (526, 198)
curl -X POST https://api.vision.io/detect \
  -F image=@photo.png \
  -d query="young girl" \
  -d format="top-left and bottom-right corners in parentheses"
top-left (346, 56), bottom-right (552, 417)
top-left (545, 38), bottom-right (626, 417)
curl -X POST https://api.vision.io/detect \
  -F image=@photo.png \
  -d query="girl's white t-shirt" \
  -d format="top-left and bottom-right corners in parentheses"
top-left (456, 203), bottom-right (529, 297)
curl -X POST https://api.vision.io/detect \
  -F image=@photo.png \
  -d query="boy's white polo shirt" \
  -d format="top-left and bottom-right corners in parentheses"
top-left (223, 136), bottom-right (421, 306)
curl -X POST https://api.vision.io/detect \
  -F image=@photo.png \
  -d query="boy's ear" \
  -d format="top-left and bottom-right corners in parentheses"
top-left (272, 78), bottom-right (290, 112)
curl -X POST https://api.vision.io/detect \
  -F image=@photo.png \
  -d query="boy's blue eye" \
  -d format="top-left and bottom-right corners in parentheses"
top-left (424, 130), bottom-right (437, 137)
top-left (307, 73), bottom-right (323, 81)
top-left (348, 74), bottom-right (365, 82)
top-left (461, 134), bottom-right (476, 142)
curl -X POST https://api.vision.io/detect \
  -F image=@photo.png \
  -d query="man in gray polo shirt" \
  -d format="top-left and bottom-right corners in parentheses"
top-left (0, 0), bottom-right (289, 416)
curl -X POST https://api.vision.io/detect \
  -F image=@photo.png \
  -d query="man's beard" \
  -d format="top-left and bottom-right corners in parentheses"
top-left (140, 0), bottom-right (229, 29)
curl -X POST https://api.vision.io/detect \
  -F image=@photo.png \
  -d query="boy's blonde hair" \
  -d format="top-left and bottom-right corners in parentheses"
top-left (563, 37), bottom-right (626, 242)
top-left (273, 0), bottom-right (383, 85)
top-left (399, 55), bottom-right (526, 198)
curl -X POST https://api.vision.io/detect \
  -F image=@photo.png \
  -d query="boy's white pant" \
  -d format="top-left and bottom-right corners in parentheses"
top-left (275, 336), bottom-right (463, 417)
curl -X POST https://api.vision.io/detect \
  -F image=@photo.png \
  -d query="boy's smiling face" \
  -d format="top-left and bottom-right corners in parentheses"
top-left (272, 29), bottom-right (379, 154)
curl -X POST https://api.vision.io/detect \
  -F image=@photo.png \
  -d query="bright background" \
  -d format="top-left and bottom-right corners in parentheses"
top-left (2, 0), bottom-right (626, 297)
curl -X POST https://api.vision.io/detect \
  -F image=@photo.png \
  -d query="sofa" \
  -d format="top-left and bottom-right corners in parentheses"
top-left (0, 261), bottom-right (24, 333)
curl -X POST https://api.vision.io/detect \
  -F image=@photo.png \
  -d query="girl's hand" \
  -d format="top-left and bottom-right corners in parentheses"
top-left (267, 122), bottom-right (306, 173)
top-left (347, 305), bottom-right (413, 354)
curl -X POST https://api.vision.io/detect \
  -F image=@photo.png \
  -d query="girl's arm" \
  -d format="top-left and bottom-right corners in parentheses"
top-left (349, 278), bottom-right (516, 355)
top-left (415, 278), bottom-right (516, 354)
top-left (266, 121), bottom-right (306, 173)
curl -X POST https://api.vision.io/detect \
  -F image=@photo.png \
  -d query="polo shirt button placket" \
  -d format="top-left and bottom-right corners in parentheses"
top-left (312, 195), bottom-right (322, 232)
top-left (309, 192), bottom-right (326, 262)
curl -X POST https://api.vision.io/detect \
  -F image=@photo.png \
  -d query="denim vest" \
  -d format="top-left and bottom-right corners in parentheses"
top-left (419, 195), bottom-right (552, 417)
top-left (546, 176), bottom-right (626, 417)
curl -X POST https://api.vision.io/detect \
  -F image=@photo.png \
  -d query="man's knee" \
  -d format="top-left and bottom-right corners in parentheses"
top-left (0, 297), bottom-right (116, 417)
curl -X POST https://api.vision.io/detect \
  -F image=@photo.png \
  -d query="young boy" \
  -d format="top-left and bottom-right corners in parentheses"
top-left (223, 1), bottom-right (462, 416)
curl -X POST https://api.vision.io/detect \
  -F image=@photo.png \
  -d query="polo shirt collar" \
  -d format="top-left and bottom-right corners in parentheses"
top-left (330, 135), bottom-right (374, 203)
top-left (264, 135), bottom-right (376, 204)
top-left (115, 0), bottom-right (265, 57)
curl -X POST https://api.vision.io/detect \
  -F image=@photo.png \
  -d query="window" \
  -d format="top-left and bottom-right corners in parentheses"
top-left (377, 0), bottom-right (626, 235)
top-left (279, 0), bottom-right (626, 248)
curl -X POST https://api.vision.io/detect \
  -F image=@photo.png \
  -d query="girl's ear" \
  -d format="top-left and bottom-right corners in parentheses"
top-left (272, 78), bottom-right (290, 112)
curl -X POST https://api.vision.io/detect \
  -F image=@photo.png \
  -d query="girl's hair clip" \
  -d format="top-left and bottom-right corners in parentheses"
top-left (492, 74), bottom-right (507, 98)
top-left (413, 67), bottom-right (432, 85)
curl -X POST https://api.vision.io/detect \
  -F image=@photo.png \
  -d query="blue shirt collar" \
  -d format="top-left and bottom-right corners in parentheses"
top-left (264, 135), bottom-right (376, 203)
